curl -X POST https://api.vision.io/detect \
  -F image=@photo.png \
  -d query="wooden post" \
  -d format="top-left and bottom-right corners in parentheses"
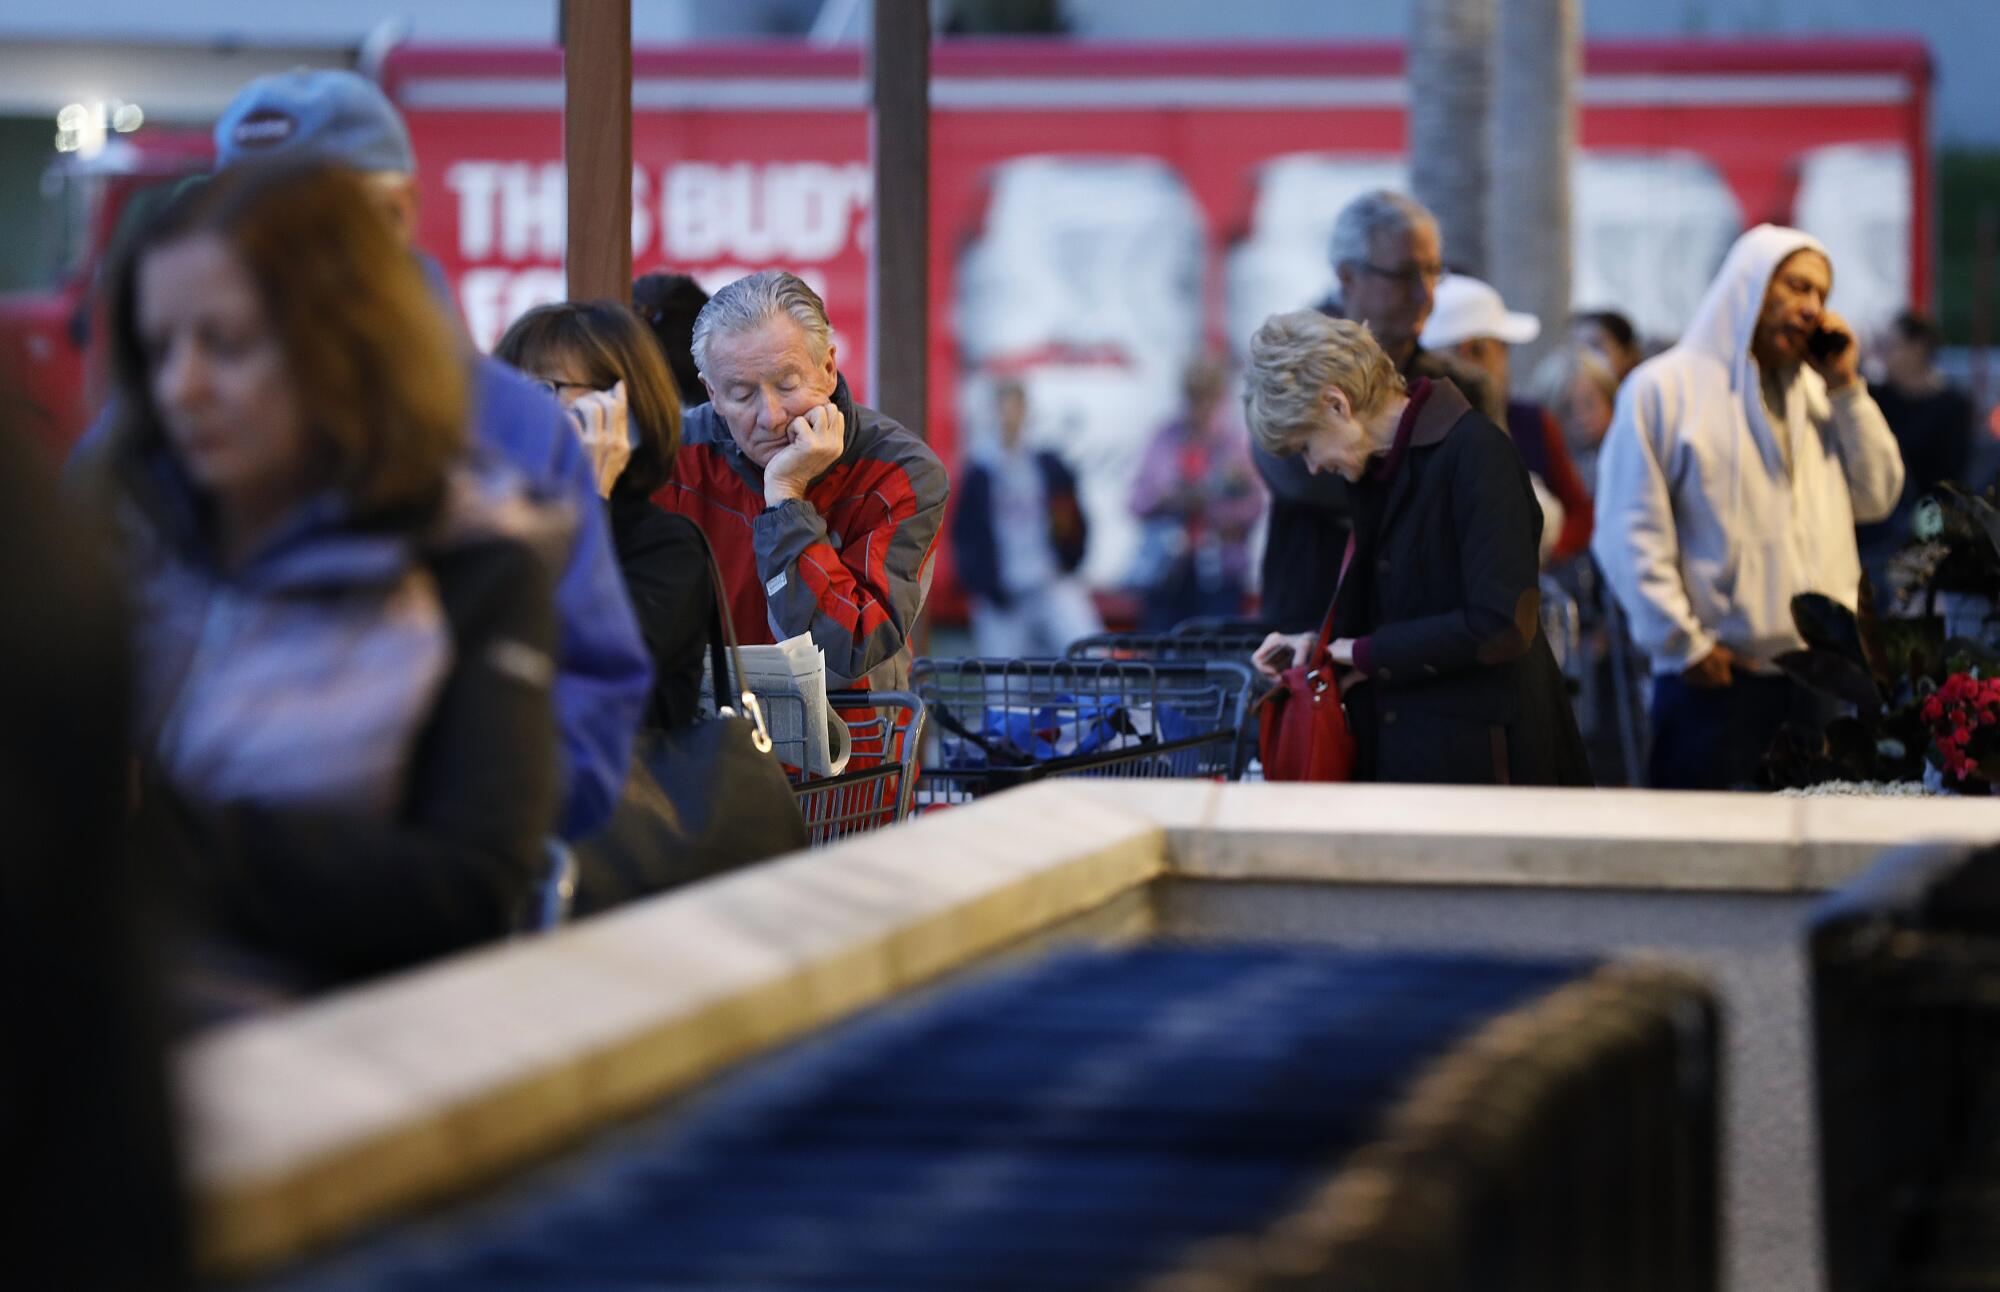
top-left (868, 0), bottom-right (930, 437)
top-left (562, 0), bottom-right (632, 304)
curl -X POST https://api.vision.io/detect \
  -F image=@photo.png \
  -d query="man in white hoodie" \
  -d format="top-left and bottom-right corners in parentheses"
top-left (1592, 225), bottom-right (1904, 789)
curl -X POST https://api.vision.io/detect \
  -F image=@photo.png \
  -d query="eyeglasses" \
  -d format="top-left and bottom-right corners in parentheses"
top-left (532, 378), bottom-right (605, 398)
top-left (1358, 260), bottom-right (1446, 290)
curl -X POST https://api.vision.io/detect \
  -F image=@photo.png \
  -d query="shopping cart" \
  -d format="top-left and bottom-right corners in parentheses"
top-left (911, 656), bottom-right (1257, 805)
top-left (788, 690), bottom-right (926, 845)
top-left (1171, 615), bottom-right (1277, 638)
top-left (1067, 627), bottom-right (1284, 779)
top-left (1066, 629), bottom-right (1272, 665)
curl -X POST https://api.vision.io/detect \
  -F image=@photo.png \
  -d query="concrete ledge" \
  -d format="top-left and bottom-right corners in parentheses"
top-left (1177, 784), bottom-right (2000, 893)
top-left (181, 782), bottom-right (1166, 1277)
top-left (180, 779), bottom-right (2000, 1277)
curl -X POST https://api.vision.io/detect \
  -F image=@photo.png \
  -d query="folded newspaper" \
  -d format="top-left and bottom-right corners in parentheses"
top-left (698, 631), bottom-right (852, 776)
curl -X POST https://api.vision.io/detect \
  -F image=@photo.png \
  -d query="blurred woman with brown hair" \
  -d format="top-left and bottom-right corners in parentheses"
top-left (496, 300), bottom-right (715, 731)
top-left (101, 161), bottom-right (564, 989)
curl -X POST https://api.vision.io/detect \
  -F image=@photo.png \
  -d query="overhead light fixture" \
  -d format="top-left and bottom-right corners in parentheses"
top-left (53, 100), bottom-right (140, 157)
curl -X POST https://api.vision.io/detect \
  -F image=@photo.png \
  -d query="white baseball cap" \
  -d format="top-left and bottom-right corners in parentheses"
top-left (1420, 273), bottom-right (1541, 349)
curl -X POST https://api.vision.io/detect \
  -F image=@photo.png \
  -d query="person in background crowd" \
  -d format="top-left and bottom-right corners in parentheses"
top-left (1531, 342), bottom-right (1620, 499)
top-left (1531, 340), bottom-right (1631, 783)
top-left (656, 270), bottom-right (948, 690)
top-left (1856, 309), bottom-right (1977, 591)
top-left (634, 270), bottom-right (712, 410)
top-left (496, 301), bottom-right (715, 731)
top-left (1252, 190), bottom-right (1489, 632)
top-left (1572, 309), bottom-right (1645, 384)
top-left (1592, 225), bottom-right (1904, 790)
top-left (102, 162), bottom-right (562, 988)
top-left (208, 67), bottom-right (649, 840)
top-left (1130, 354), bottom-right (1264, 629)
top-left (952, 378), bottom-right (1100, 656)
top-left (1421, 274), bottom-right (1594, 564)
top-left (1244, 312), bottom-right (1588, 786)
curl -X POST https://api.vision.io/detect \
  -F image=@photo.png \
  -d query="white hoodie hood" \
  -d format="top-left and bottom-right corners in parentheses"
top-left (1589, 224), bottom-right (1904, 675)
top-left (1680, 224), bottom-right (1825, 370)
top-left (1680, 224), bottom-right (1834, 489)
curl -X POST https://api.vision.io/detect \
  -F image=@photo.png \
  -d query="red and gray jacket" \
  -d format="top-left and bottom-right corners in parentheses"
top-left (651, 376), bottom-right (948, 690)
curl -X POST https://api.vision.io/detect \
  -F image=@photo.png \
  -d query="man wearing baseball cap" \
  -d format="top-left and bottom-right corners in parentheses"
top-left (210, 68), bottom-right (651, 841)
top-left (214, 67), bottom-right (423, 241)
top-left (1421, 274), bottom-right (1594, 563)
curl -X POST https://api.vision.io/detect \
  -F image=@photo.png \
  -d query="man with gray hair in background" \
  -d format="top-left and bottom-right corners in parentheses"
top-left (653, 270), bottom-right (948, 690)
top-left (1252, 189), bottom-right (1488, 632)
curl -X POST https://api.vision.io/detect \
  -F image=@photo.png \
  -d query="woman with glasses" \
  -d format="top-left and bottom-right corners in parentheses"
top-left (497, 301), bottom-right (715, 731)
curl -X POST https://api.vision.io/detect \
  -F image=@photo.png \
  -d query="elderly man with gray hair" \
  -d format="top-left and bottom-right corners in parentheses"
top-left (1254, 189), bottom-right (1489, 633)
top-left (652, 270), bottom-right (948, 690)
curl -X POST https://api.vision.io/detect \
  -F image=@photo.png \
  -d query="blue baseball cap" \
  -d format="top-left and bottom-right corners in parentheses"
top-left (213, 68), bottom-right (414, 175)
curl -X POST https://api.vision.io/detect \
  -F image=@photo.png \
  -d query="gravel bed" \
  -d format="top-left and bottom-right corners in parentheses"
top-left (1776, 780), bottom-right (1941, 798)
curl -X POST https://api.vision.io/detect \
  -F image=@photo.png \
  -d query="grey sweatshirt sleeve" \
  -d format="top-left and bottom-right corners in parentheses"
top-left (749, 447), bottom-right (949, 689)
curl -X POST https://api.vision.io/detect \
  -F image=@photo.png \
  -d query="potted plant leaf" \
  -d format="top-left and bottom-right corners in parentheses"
top-left (1763, 583), bottom-right (1942, 790)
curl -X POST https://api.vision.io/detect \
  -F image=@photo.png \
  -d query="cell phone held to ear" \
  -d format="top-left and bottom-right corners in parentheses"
top-left (1807, 327), bottom-right (1850, 363)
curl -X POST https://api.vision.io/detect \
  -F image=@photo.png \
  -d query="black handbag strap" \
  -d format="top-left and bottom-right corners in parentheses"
top-left (686, 523), bottom-right (774, 755)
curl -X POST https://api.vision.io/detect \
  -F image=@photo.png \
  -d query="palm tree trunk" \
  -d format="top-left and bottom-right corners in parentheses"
top-left (1409, 0), bottom-right (1493, 279)
top-left (1489, 0), bottom-right (1579, 379)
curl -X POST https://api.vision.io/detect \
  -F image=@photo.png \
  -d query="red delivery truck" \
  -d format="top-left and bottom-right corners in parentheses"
top-left (1, 38), bottom-right (1932, 602)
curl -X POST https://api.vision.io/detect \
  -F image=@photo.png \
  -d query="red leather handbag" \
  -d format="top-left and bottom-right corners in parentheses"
top-left (1255, 602), bottom-right (1357, 782)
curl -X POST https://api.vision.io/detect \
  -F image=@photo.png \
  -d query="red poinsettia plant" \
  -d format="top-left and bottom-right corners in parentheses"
top-left (1920, 671), bottom-right (2000, 784)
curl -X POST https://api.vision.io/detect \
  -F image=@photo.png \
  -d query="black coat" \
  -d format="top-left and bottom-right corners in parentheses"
top-left (609, 495), bottom-right (714, 731)
top-left (1335, 381), bottom-right (1590, 787)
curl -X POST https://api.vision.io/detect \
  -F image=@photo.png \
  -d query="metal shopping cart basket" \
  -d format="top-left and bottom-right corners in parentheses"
top-left (911, 656), bottom-right (1257, 806)
top-left (1066, 628), bottom-right (1272, 665)
top-left (786, 690), bottom-right (926, 845)
top-left (1170, 615), bottom-right (1277, 638)
top-left (1067, 630), bottom-right (1277, 779)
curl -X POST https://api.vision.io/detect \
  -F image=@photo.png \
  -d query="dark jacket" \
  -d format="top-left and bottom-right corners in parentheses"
top-left (1857, 378), bottom-right (1976, 560)
top-left (608, 495), bottom-right (713, 731)
top-left (1255, 294), bottom-right (1491, 631)
top-left (951, 448), bottom-right (1088, 608)
top-left (1337, 380), bottom-right (1590, 786)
